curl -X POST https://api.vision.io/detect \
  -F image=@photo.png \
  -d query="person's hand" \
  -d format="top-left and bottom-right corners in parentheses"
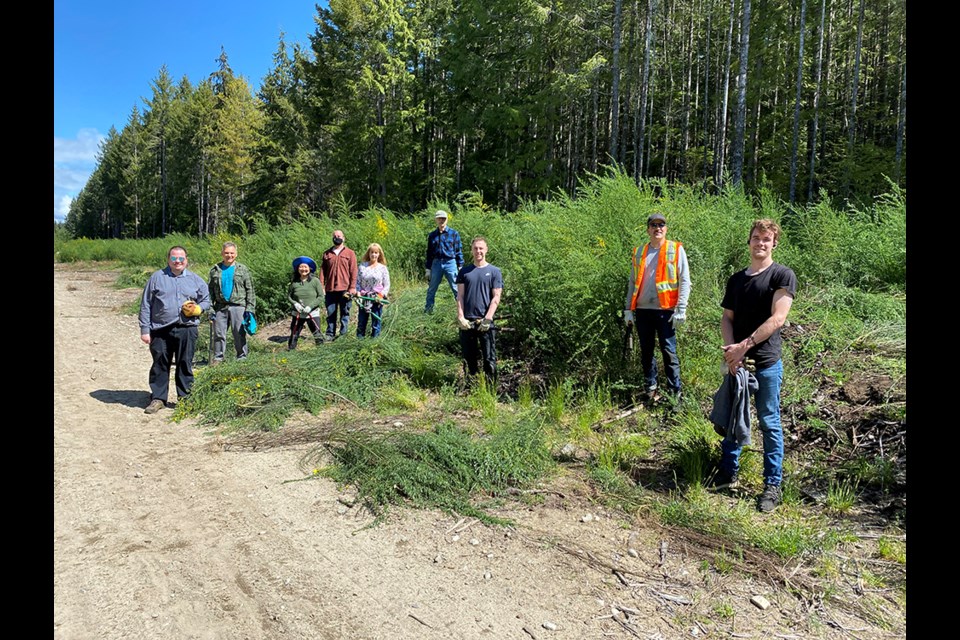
top-left (721, 341), bottom-right (749, 371)
top-left (671, 308), bottom-right (686, 329)
top-left (181, 300), bottom-right (202, 317)
top-left (293, 302), bottom-right (304, 313)
top-left (479, 318), bottom-right (493, 332)
top-left (458, 316), bottom-right (472, 330)
top-left (623, 310), bottom-right (634, 325)
top-left (141, 334), bottom-right (151, 345)
top-left (303, 306), bottom-right (311, 314)
top-left (425, 269), bottom-right (431, 278)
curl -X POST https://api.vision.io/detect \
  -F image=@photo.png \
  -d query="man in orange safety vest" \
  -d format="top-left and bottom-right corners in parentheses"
top-left (623, 212), bottom-right (691, 403)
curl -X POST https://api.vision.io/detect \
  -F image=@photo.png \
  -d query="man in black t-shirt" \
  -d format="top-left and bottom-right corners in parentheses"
top-left (456, 236), bottom-right (503, 382)
top-left (717, 219), bottom-right (797, 513)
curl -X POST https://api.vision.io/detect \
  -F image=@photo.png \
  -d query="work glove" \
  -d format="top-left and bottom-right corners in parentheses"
top-left (457, 316), bottom-right (472, 330)
top-left (478, 318), bottom-right (493, 332)
top-left (623, 310), bottom-right (634, 325)
top-left (293, 302), bottom-right (304, 313)
top-left (671, 308), bottom-right (686, 329)
top-left (425, 268), bottom-right (431, 278)
top-left (303, 306), bottom-right (312, 314)
top-left (181, 300), bottom-right (202, 317)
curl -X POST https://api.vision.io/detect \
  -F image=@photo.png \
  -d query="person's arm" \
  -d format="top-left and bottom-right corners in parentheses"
top-left (675, 245), bottom-right (691, 313)
top-left (456, 283), bottom-right (466, 321)
top-left (425, 231), bottom-right (434, 271)
top-left (484, 288), bottom-right (502, 321)
top-left (624, 247), bottom-right (637, 323)
top-left (195, 278), bottom-right (211, 312)
top-left (381, 266), bottom-right (391, 297)
top-left (208, 266), bottom-right (219, 305)
top-left (348, 252), bottom-right (358, 295)
top-left (139, 276), bottom-right (155, 344)
top-left (244, 266), bottom-right (256, 312)
top-left (454, 230), bottom-right (464, 269)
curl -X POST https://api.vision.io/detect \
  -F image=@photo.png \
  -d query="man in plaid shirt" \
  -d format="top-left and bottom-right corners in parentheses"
top-left (424, 209), bottom-right (464, 313)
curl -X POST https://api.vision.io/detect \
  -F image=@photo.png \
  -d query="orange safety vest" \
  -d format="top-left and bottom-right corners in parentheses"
top-left (628, 240), bottom-right (682, 310)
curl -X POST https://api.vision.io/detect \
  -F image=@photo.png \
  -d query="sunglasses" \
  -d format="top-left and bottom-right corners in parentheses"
top-left (169, 256), bottom-right (186, 263)
top-left (648, 222), bottom-right (666, 229)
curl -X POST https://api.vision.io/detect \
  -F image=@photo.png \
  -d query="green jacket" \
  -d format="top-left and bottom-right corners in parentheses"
top-left (288, 275), bottom-right (324, 313)
top-left (208, 262), bottom-right (257, 312)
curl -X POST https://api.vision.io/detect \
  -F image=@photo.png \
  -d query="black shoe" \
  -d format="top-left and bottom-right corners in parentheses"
top-left (710, 470), bottom-right (739, 490)
top-left (758, 484), bottom-right (783, 512)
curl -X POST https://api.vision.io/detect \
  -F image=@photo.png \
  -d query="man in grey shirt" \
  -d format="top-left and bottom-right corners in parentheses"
top-left (139, 246), bottom-right (210, 414)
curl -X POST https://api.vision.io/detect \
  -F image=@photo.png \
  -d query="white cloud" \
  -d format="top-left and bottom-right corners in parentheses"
top-left (54, 128), bottom-right (104, 222)
top-left (56, 195), bottom-right (73, 221)
top-left (53, 128), bottom-right (104, 164)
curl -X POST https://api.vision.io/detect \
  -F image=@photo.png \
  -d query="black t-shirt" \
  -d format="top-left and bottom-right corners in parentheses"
top-left (456, 263), bottom-right (503, 319)
top-left (721, 262), bottom-right (797, 367)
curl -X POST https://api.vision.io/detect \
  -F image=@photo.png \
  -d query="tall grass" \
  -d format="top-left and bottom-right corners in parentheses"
top-left (60, 171), bottom-right (905, 404)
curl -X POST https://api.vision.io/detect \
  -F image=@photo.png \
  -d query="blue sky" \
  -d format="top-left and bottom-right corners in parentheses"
top-left (54, 1), bottom-right (324, 222)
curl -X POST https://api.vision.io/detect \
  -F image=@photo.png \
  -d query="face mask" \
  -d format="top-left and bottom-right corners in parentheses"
top-left (332, 236), bottom-right (343, 245)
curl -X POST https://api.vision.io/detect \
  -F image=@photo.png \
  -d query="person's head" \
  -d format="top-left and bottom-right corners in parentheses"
top-left (221, 242), bottom-right (238, 266)
top-left (748, 218), bottom-right (781, 261)
top-left (291, 256), bottom-right (317, 281)
top-left (434, 209), bottom-right (448, 229)
top-left (747, 219), bottom-right (781, 246)
top-left (471, 236), bottom-right (488, 264)
top-left (646, 213), bottom-right (667, 243)
top-left (363, 243), bottom-right (387, 265)
top-left (332, 229), bottom-right (345, 246)
top-left (167, 246), bottom-right (188, 275)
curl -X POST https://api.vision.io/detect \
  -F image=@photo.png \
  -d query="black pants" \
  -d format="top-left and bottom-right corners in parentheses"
top-left (459, 325), bottom-right (497, 380)
top-left (149, 324), bottom-right (198, 401)
top-left (289, 314), bottom-right (324, 348)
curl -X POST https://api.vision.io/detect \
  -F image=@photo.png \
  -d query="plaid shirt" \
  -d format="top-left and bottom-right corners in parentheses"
top-left (425, 226), bottom-right (464, 269)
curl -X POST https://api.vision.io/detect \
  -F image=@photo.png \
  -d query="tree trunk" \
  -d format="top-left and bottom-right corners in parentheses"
top-left (730, 0), bottom-right (751, 187)
top-left (715, 0), bottom-right (735, 185)
top-left (807, 0), bottom-right (827, 202)
top-left (610, 0), bottom-right (623, 163)
top-left (789, 0), bottom-right (807, 204)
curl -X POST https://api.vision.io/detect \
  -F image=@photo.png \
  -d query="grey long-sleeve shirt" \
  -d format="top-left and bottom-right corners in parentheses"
top-left (139, 267), bottom-right (211, 334)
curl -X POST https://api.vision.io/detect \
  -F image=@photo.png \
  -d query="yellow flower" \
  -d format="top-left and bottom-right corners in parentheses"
top-left (597, 236), bottom-right (606, 249)
top-left (376, 215), bottom-right (389, 239)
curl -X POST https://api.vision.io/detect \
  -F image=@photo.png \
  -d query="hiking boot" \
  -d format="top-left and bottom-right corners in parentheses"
top-left (711, 470), bottom-right (739, 490)
top-left (144, 399), bottom-right (165, 414)
top-left (758, 484), bottom-right (783, 513)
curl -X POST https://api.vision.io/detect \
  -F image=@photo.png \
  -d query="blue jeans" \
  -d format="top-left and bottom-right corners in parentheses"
top-left (720, 359), bottom-right (784, 486)
top-left (325, 291), bottom-right (352, 339)
top-left (635, 309), bottom-right (681, 393)
top-left (356, 303), bottom-right (383, 338)
top-left (425, 259), bottom-right (459, 311)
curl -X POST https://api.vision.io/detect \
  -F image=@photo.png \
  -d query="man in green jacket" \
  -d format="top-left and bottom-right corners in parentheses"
top-left (208, 242), bottom-right (257, 363)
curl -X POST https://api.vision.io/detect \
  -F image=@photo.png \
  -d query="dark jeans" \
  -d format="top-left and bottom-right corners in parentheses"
top-left (635, 308), bottom-right (681, 393)
top-left (356, 303), bottom-right (384, 338)
top-left (289, 314), bottom-right (324, 349)
top-left (325, 291), bottom-right (352, 339)
top-left (459, 325), bottom-right (497, 380)
top-left (148, 324), bottom-right (198, 401)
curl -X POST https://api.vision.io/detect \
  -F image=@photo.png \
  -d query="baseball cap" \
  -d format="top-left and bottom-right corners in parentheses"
top-left (647, 212), bottom-right (667, 224)
top-left (434, 209), bottom-right (448, 219)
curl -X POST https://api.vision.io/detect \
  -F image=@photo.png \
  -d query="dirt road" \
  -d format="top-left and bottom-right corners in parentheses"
top-left (53, 265), bottom-right (898, 640)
